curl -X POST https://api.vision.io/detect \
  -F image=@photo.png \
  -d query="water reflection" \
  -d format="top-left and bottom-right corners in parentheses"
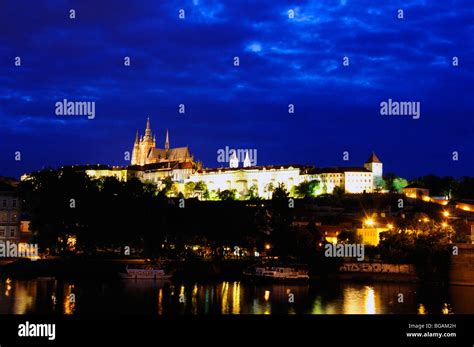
top-left (418, 303), bottom-right (427, 314)
top-left (64, 284), bottom-right (76, 315)
top-left (0, 277), bottom-right (473, 315)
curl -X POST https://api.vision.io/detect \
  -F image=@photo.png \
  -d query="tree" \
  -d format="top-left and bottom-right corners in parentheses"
top-left (332, 186), bottom-right (345, 199)
top-left (374, 177), bottom-right (386, 191)
top-left (269, 183), bottom-right (292, 258)
top-left (413, 175), bottom-right (457, 198)
top-left (272, 183), bottom-right (289, 201)
top-left (218, 189), bottom-right (237, 201)
top-left (337, 229), bottom-right (361, 244)
top-left (160, 176), bottom-right (174, 196)
top-left (378, 215), bottom-right (455, 279)
top-left (292, 180), bottom-right (320, 198)
top-left (184, 182), bottom-right (196, 198)
top-left (194, 181), bottom-right (209, 200)
top-left (383, 173), bottom-right (408, 193)
top-left (453, 177), bottom-right (474, 199)
top-left (392, 177), bottom-right (408, 192)
top-left (383, 173), bottom-right (397, 193)
top-left (264, 182), bottom-right (275, 198)
top-left (378, 230), bottom-right (414, 263)
top-left (246, 184), bottom-right (261, 200)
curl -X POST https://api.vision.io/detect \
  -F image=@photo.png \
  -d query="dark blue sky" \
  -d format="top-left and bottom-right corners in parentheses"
top-left (1, 0), bottom-right (473, 179)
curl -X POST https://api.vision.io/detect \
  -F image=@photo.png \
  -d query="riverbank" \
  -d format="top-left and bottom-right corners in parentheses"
top-left (0, 257), bottom-right (429, 284)
top-left (0, 257), bottom-right (256, 281)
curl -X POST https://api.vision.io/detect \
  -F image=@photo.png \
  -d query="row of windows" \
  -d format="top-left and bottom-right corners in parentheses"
top-left (322, 179), bottom-right (372, 184)
top-left (322, 180), bottom-right (342, 184)
top-left (0, 211), bottom-right (19, 222)
top-left (0, 226), bottom-right (17, 237)
top-left (0, 198), bottom-right (18, 209)
top-left (323, 173), bottom-right (371, 178)
top-left (346, 174), bottom-right (371, 177)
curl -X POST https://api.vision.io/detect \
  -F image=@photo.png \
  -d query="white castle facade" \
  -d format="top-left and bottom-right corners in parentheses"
top-left (85, 119), bottom-right (383, 199)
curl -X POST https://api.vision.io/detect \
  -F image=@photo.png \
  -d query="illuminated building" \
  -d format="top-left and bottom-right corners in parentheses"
top-left (312, 153), bottom-right (383, 194)
top-left (187, 151), bottom-right (382, 198)
top-left (363, 152), bottom-right (383, 180)
top-left (85, 166), bottom-right (128, 182)
top-left (316, 168), bottom-right (374, 194)
top-left (187, 165), bottom-right (313, 199)
top-left (0, 184), bottom-right (21, 243)
top-left (402, 183), bottom-right (430, 200)
top-left (29, 119), bottom-right (385, 199)
top-left (131, 118), bottom-right (195, 167)
top-left (356, 227), bottom-right (388, 246)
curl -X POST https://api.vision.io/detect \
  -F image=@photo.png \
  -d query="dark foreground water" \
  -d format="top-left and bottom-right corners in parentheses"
top-left (0, 277), bottom-right (473, 315)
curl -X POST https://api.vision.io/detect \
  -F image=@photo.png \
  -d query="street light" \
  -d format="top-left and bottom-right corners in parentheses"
top-left (265, 244), bottom-right (271, 250)
top-left (364, 218), bottom-right (375, 227)
top-left (442, 222), bottom-right (448, 228)
top-left (443, 211), bottom-right (450, 218)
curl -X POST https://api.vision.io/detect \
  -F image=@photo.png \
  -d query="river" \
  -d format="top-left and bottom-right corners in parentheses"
top-left (1, 278), bottom-right (473, 315)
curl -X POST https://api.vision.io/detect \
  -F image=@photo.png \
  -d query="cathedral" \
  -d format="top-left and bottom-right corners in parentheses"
top-left (131, 118), bottom-right (194, 166)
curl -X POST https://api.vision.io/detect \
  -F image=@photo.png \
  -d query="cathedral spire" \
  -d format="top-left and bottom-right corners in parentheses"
top-left (134, 130), bottom-right (139, 144)
top-left (144, 117), bottom-right (152, 139)
top-left (165, 129), bottom-right (170, 150)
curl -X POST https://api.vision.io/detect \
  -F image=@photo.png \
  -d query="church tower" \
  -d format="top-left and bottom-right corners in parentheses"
top-left (229, 151), bottom-right (239, 168)
top-left (364, 152), bottom-right (383, 179)
top-left (131, 117), bottom-right (157, 166)
top-left (243, 151), bottom-right (251, 168)
top-left (165, 129), bottom-right (170, 158)
top-left (138, 117), bottom-right (155, 165)
top-left (131, 130), bottom-right (140, 165)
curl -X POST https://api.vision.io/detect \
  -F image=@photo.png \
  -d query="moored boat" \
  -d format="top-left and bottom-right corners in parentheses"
top-left (243, 263), bottom-right (309, 281)
top-left (119, 265), bottom-right (173, 280)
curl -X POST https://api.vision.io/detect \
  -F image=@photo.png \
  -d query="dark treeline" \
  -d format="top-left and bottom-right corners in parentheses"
top-left (18, 168), bottom-right (325, 264)
top-left (17, 168), bottom-right (472, 279)
top-left (410, 174), bottom-right (474, 199)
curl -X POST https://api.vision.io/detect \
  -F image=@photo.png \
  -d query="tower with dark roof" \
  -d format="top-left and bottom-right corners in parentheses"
top-left (364, 152), bottom-right (383, 180)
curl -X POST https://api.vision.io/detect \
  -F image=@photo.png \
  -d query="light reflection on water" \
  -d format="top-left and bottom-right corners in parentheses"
top-left (0, 277), bottom-right (470, 315)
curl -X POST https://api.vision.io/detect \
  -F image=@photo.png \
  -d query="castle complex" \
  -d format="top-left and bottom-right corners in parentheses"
top-left (84, 118), bottom-right (383, 199)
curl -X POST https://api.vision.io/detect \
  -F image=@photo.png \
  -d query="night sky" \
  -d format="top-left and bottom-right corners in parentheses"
top-left (1, 0), bottom-right (473, 179)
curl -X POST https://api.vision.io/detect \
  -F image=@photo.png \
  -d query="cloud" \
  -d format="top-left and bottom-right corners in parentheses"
top-left (246, 42), bottom-right (262, 53)
top-left (0, 0), bottom-right (472, 177)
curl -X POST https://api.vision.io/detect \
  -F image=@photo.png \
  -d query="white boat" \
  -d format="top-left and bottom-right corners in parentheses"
top-left (243, 264), bottom-right (309, 281)
top-left (119, 265), bottom-right (173, 280)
